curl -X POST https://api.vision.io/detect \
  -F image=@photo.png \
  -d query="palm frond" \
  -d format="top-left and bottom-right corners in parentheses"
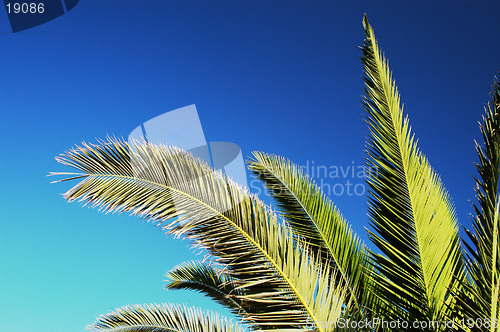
top-left (247, 152), bottom-right (370, 318)
top-left (460, 77), bottom-right (500, 331)
top-left (361, 15), bottom-right (464, 325)
top-left (87, 303), bottom-right (245, 332)
top-left (165, 261), bottom-right (250, 319)
top-left (52, 138), bottom-right (348, 331)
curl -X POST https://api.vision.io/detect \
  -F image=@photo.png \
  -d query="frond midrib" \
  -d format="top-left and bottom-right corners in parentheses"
top-left (365, 22), bottom-right (450, 317)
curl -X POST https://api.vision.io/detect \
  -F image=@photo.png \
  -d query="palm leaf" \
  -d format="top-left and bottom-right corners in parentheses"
top-left (165, 261), bottom-right (250, 320)
top-left (460, 77), bottom-right (500, 331)
top-left (247, 152), bottom-right (371, 318)
top-left (51, 138), bottom-right (348, 331)
top-left (361, 15), bottom-right (464, 325)
top-left (87, 303), bottom-right (245, 332)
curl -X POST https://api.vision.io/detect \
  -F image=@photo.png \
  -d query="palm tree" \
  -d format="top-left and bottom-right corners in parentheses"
top-left (51, 15), bottom-right (499, 331)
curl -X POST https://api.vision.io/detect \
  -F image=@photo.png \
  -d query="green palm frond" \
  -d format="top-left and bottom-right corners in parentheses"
top-left (460, 77), bottom-right (500, 331)
top-left (165, 261), bottom-right (250, 319)
top-left (87, 303), bottom-right (245, 332)
top-left (247, 152), bottom-right (370, 318)
top-left (361, 15), bottom-right (464, 325)
top-left (51, 138), bottom-right (348, 331)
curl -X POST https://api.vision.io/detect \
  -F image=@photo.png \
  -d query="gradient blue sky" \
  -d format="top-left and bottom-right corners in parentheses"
top-left (1, 1), bottom-right (499, 331)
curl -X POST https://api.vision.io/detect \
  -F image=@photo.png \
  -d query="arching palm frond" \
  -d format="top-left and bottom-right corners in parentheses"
top-left (165, 261), bottom-right (250, 320)
top-left (87, 303), bottom-right (245, 332)
top-left (460, 78), bottom-right (500, 331)
top-left (247, 152), bottom-right (371, 319)
top-left (361, 15), bottom-right (465, 326)
top-left (51, 138), bottom-right (348, 331)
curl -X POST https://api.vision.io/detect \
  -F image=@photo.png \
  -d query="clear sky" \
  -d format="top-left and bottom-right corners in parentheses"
top-left (1, 1), bottom-right (499, 331)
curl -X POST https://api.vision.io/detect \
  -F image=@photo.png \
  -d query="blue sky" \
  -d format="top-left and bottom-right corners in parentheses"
top-left (0, 1), bottom-right (499, 331)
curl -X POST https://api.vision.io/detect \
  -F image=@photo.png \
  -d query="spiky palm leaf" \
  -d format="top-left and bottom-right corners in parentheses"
top-left (361, 15), bottom-right (465, 327)
top-left (165, 261), bottom-right (250, 319)
top-left (459, 78), bottom-right (500, 331)
top-left (87, 303), bottom-right (245, 332)
top-left (247, 152), bottom-right (372, 319)
top-left (51, 139), bottom-right (348, 331)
